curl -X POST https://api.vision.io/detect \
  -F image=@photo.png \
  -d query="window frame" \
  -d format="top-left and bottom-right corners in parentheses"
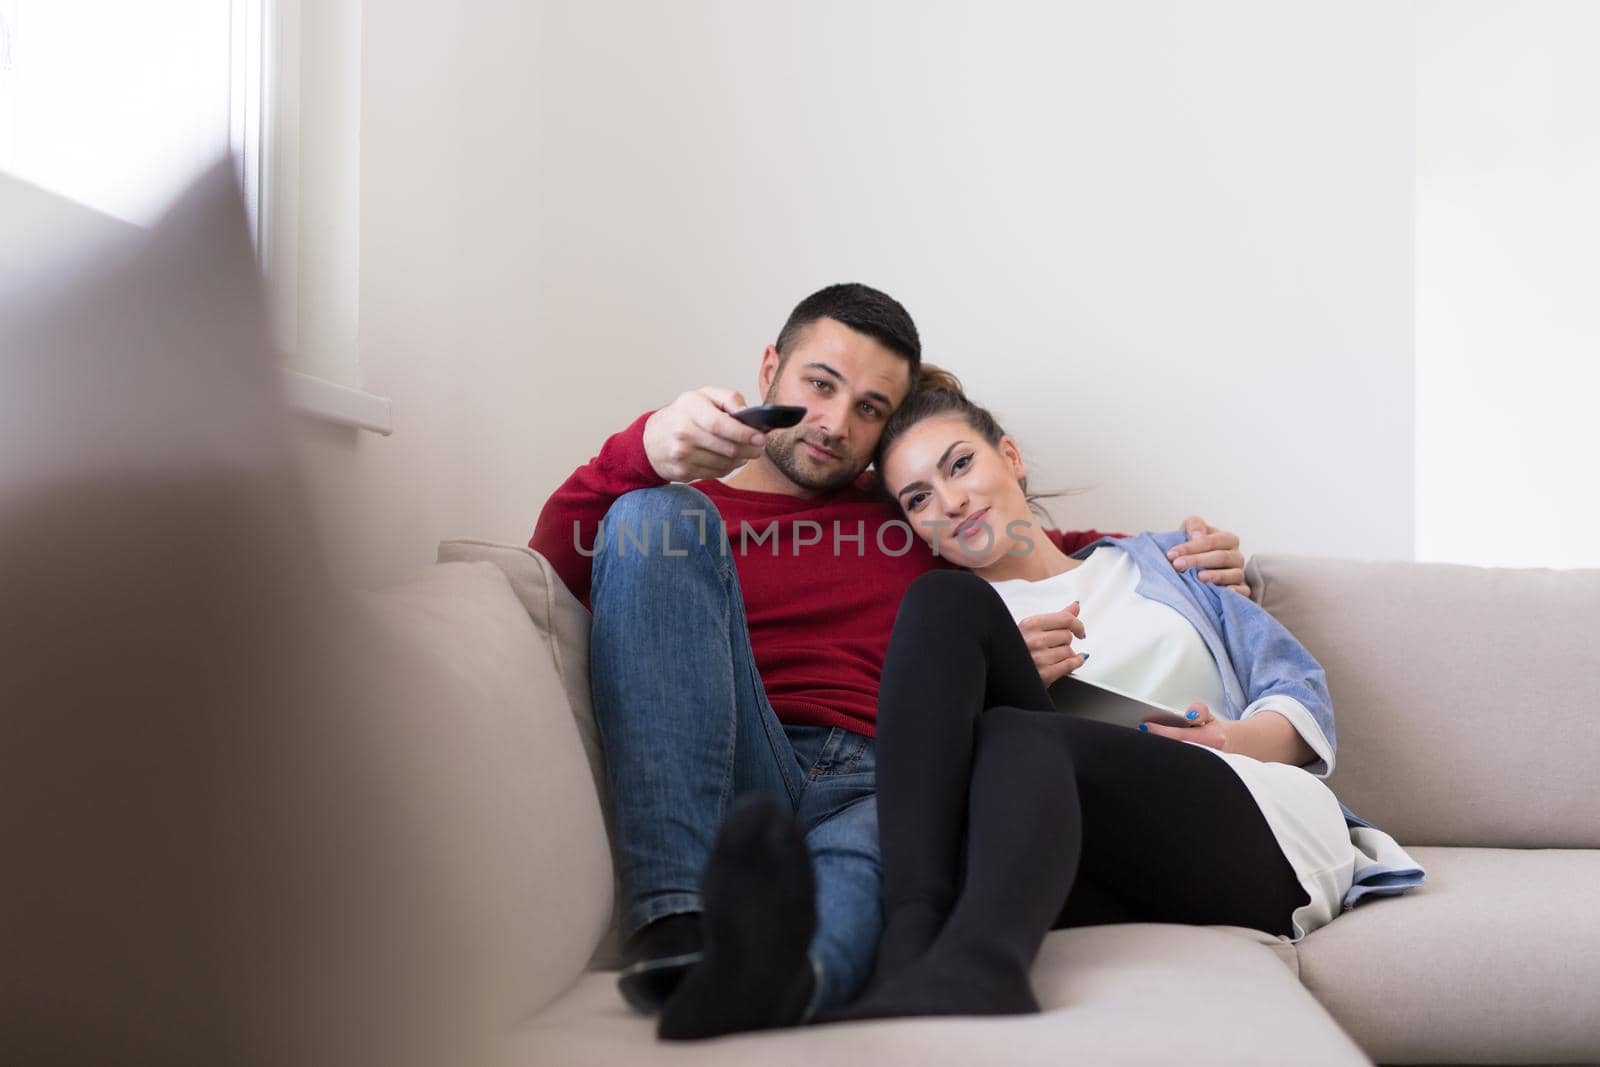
top-left (235, 0), bottom-right (392, 436)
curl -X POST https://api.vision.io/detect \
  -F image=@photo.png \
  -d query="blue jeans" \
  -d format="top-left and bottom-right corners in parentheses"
top-left (588, 485), bottom-right (881, 1012)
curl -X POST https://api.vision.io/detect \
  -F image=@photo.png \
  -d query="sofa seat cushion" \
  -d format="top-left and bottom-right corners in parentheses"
top-left (510, 924), bottom-right (1367, 1066)
top-left (1295, 846), bottom-right (1600, 1065)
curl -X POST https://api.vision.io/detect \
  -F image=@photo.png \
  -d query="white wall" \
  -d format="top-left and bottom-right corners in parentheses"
top-left (0, 170), bottom-right (133, 290)
top-left (300, 1), bottom-right (1416, 584)
top-left (1415, 0), bottom-right (1600, 568)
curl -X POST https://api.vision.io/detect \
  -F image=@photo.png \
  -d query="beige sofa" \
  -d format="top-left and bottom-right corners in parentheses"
top-left (401, 540), bottom-right (1600, 1067)
top-left (16, 162), bottom-right (1591, 1066)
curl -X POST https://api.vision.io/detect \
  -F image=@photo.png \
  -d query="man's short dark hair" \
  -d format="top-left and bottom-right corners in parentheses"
top-left (775, 283), bottom-right (921, 378)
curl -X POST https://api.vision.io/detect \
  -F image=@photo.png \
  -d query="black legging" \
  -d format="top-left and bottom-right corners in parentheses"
top-left (869, 569), bottom-right (1310, 991)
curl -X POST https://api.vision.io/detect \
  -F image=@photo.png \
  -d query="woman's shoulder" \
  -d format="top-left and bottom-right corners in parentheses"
top-left (1046, 528), bottom-right (1193, 554)
top-left (1045, 528), bottom-right (1117, 554)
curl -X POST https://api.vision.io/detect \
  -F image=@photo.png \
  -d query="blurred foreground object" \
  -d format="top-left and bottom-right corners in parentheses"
top-left (0, 163), bottom-right (497, 1067)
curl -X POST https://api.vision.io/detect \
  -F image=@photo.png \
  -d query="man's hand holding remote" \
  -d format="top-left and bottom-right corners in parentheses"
top-left (643, 388), bottom-right (770, 482)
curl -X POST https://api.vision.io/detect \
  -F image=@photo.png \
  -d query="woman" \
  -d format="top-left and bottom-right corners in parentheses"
top-left (834, 368), bottom-right (1425, 1021)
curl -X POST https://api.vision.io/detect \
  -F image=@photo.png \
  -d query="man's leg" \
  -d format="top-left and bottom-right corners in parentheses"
top-left (656, 793), bottom-right (820, 1041)
top-left (789, 727), bottom-right (883, 1012)
top-left (657, 725), bottom-right (885, 1039)
top-left (587, 485), bottom-right (806, 1007)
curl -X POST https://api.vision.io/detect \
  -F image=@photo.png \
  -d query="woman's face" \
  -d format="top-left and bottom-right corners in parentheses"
top-left (881, 414), bottom-right (1034, 571)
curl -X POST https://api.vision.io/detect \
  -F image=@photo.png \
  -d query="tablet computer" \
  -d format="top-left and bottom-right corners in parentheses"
top-left (1048, 674), bottom-right (1195, 731)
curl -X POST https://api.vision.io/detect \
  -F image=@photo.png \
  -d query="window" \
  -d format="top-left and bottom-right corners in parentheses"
top-left (1, 0), bottom-right (389, 434)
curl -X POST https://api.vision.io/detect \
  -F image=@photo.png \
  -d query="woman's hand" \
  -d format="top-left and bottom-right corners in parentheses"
top-left (1018, 601), bottom-right (1088, 686)
top-left (1141, 700), bottom-right (1233, 752)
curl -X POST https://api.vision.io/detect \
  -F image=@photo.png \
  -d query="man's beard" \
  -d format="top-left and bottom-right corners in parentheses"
top-left (764, 428), bottom-right (861, 494)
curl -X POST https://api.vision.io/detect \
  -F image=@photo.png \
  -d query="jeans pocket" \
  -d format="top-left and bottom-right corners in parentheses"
top-left (783, 724), bottom-right (833, 779)
top-left (815, 728), bottom-right (874, 779)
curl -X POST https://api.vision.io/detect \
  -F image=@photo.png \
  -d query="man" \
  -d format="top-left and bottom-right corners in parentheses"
top-left (530, 283), bottom-right (1248, 1039)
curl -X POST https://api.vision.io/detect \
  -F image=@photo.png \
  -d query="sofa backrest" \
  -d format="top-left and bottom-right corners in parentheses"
top-left (365, 558), bottom-right (614, 1021)
top-left (1247, 554), bottom-right (1600, 848)
top-left (434, 540), bottom-right (622, 967)
top-left (436, 541), bottom-right (607, 809)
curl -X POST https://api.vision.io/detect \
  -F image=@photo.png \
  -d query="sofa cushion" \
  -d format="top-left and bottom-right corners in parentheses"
top-left (434, 539), bottom-right (625, 968)
top-left (364, 561), bottom-right (614, 1020)
top-left (512, 925), bottom-right (1368, 1065)
top-left (435, 539), bottom-right (603, 805)
top-left (1295, 845), bottom-right (1600, 1065)
top-left (1247, 554), bottom-right (1600, 848)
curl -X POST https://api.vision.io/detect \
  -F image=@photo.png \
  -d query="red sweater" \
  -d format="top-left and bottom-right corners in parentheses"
top-left (530, 412), bottom-right (1109, 738)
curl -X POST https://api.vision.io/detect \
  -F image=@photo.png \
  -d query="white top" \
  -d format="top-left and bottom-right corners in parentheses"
top-left (988, 546), bottom-right (1360, 941)
top-left (990, 547), bottom-right (1228, 717)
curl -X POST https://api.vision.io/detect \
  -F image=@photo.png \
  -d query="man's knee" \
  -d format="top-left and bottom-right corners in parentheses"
top-left (605, 483), bottom-right (712, 524)
top-left (597, 484), bottom-right (724, 560)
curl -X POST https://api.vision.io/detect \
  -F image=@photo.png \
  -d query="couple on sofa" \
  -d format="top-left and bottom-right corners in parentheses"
top-left (530, 283), bottom-right (1423, 1040)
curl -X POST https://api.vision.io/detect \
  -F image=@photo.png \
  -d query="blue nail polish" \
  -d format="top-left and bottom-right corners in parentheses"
top-left (1080, 653), bottom-right (1091, 661)
top-left (1138, 723), bottom-right (1149, 733)
top-left (1186, 709), bottom-right (1199, 721)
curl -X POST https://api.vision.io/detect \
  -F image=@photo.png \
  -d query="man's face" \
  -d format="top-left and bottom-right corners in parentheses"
top-left (757, 318), bottom-right (913, 494)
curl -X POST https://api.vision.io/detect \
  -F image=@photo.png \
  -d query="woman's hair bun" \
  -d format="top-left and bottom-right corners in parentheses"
top-left (915, 363), bottom-right (966, 399)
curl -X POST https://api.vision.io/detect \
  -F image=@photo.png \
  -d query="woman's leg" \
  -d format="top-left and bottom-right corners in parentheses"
top-left (862, 569), bottom-right (1306, 1019)
top-left (869, 571), bottom-right (1057, 985)
top-left (831, 704), bottom-right (1082, 1019)
top-left (838, 713), bottom-right (1309, 1021)
top-left (1049, 718), bottom-right (1309, 934)
top-left (875, 574), bottom-right (1305, 938)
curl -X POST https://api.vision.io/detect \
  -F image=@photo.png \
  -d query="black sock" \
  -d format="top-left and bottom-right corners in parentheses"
top-left (657, 794), bottom-right (817, 1040)
top-left (822, 942), bottom-right (1038, 1021)
top-left (616, 912), bottom-right (704, 1014)
top-left (866, 898), bottom-right (950, 992)
top-left (623, 912), bottom-right (703, 965)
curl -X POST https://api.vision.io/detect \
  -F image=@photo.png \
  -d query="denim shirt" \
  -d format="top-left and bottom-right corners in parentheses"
top-left (1073, 530), bottom-right (1427, 908)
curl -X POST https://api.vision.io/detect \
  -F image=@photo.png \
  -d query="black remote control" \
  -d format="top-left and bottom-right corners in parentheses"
top-left (732, 404), bottom-right (806, 431)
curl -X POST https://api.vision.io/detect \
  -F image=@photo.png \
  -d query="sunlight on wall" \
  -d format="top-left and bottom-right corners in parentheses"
top-left (0, 0), bottom-right (230, 225)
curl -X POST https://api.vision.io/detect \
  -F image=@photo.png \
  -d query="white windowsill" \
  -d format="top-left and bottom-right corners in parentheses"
top-left (282, 368), bottom-right (393, 435)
